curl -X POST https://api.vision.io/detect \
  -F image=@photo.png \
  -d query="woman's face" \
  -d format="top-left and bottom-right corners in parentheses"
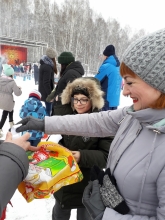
top-left (72, 94), bottom-right (92, 114)
top-left (123, 74), bottom-right (161, 111)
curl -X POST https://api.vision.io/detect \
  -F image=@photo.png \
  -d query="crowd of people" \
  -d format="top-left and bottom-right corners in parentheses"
top-left (0, 28), bottom-right (165, 220)
top-left (0, 60), bottom-right (42, 86)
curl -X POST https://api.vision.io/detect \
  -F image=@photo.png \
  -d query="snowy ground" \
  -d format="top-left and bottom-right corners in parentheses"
top-left (0, 75), bottom-right (132, 220)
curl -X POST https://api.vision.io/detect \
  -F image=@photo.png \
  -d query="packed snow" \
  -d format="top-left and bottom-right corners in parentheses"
top-left (0, 75), bottom-right (132, 220)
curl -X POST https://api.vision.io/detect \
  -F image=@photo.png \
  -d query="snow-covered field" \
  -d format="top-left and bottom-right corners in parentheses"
top-left (0, 75), bottom-right (132, 220)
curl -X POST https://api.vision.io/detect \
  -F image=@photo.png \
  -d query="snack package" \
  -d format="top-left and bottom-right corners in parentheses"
top-left (18, 141), bottom-right (83, 202)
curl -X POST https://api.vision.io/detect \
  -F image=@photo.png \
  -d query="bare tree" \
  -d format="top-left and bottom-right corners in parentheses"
top-left (0, 0), bottom-right (146, 72)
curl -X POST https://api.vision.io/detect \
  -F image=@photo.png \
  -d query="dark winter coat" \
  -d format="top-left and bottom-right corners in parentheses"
top-left (53, 104), bottom-right (113, 209)
top-left (38, 60), bottom-right (54, 102)
top-left (0, 142), bottom-right (28, 216)
top-left (53, 61), bottom-right (84, 106)
top-left (33, 64), bottom-right (39, 84)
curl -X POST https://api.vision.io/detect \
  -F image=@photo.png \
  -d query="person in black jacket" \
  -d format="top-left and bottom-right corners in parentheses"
top-left (33, 62), bottom-right (39, 85)
top-left (51, 77), bottom-right (113, 220)
top-left (48, 52), bottom-right (84, 114)
top-left (38, 47), bottom-right (57, 116)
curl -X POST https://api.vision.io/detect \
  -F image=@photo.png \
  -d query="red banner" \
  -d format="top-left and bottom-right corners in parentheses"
top-left (0, 45), bottom-right (27, 65)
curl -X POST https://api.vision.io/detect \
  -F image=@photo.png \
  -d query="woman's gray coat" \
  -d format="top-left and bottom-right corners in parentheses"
top-left (45, 106), bottom-right (165, 219)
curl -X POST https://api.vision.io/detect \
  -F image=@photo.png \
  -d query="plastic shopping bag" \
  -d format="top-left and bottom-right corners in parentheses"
top-left (18, 141), bottom-right (83, 202)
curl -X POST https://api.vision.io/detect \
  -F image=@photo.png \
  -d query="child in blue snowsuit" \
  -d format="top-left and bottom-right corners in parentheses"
top-left (19, 89), bottom-right (46, 146)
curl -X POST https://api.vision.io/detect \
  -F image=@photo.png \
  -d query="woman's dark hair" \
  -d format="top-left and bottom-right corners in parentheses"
top-left (52, 58), bottom-right (57, 74)
top-left (59, 64), bottom-right (68, 77)
top-left (120, 62), bottom-right (165, 109)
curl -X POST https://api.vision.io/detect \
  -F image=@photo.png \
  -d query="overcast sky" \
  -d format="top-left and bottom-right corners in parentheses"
top-left (56, 0), bottom-right (165, 34)
top-left (89, 0), bottom-right (165, 33)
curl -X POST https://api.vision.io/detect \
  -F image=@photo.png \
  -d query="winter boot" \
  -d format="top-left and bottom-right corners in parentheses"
top-left (0, 129), bottom-right (3, 138)
top-left (9, 121), bottom-right (14, 128)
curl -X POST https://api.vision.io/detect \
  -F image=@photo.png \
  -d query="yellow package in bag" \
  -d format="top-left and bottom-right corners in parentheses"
top-left (18, 141), bottom-right (83, 202)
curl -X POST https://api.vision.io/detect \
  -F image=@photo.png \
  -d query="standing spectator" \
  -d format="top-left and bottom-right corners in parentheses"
top-left (39, 47), bottom-right (57, 116)
top-left (0, 64), bottom-right (22, 137)
top-left (19, 63), bottom-right (24, 76)
top-left (0, 56), bottom-right (7, 76)
top-left (46, 52), bottom-right (84, 114)
top-left (52, 77), bottom-right (113, 220)
top-left (13, 64), bottom-right (21, 77)
top-left (28, 63), bottom-right (32, 74)
top-left (19, 89), bottom-right (46, 146)
top-left (23, 64), bottom-right (28, 75)
top-left (95, 45), bottom-right (122, 111)
top-left (33, 62), bottom-right (39, 85)
top-left (0, 57), bottom-right (3, 76)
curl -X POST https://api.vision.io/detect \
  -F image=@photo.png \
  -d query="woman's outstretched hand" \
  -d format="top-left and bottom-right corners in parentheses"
top-left (16, 116), bottom-right (45, 132)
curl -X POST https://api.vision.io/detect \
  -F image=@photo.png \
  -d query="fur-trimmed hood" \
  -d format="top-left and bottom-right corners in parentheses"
top-left (61, 77), bottom-right (104, 110)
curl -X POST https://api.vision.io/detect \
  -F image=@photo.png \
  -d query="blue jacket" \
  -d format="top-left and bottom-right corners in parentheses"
top-left (13, 65), bottom-right (21, 72)
top-left (95, 55), bottom-right (122, 107)
top-left (19, 97), bottom-right (46, 140)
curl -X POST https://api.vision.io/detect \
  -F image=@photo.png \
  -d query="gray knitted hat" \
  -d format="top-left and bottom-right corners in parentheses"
top-left (46, 47), bottom-right (56, 58)
top-left (122, 29), bottom-right (165, 94)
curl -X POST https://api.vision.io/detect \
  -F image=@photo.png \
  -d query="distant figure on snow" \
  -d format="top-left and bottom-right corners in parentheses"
top-left (33, 62), bottom-right (39, 85)
top-left (39, 47), bottom-right (57, 116)
top-left (0, 64), bottom-right (22, 137)
top-left (46, 51), bottom-right (84, 115)
top-left (95, 45), bottom-right (122, 111)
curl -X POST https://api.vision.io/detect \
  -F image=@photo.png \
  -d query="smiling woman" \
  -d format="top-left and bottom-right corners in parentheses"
top-left (120, 63), bottom-right (163, 110)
